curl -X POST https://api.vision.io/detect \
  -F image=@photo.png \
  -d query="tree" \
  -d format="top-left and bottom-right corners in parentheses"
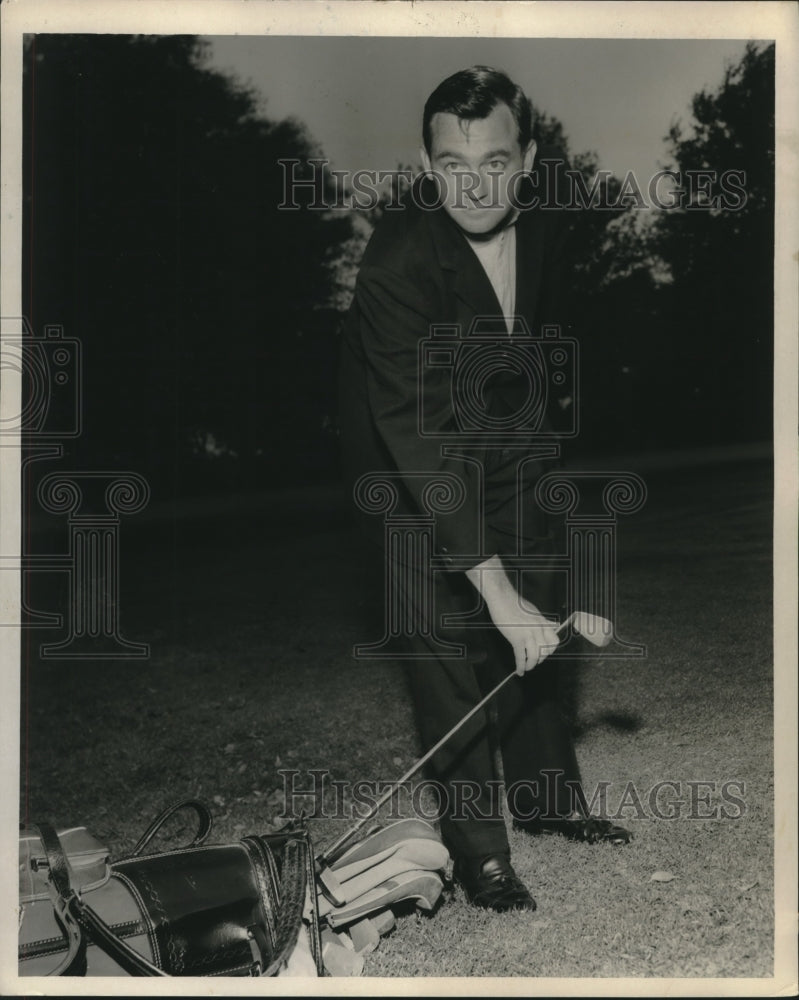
top-left (647, 42), bottom-right (775, 444)
top-left (530, 109), bottom-right (666, 454)
top-left (23, 34), bottom-right (352, 492)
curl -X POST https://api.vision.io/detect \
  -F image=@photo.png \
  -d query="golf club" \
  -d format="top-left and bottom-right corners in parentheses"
top-left (316, 611), bottom-right (613, 876)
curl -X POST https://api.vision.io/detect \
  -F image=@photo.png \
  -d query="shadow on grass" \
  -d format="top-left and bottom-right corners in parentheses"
top-left (573, 711), bottom-right (644, 738)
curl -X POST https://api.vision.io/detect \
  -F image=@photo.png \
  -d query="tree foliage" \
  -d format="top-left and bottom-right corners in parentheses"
top-left (23, 34), bottom-right (350, 490)
top-left (644, 42), bottom-right (775, 444)
top-left (569, 42), bottom-right (775, 452)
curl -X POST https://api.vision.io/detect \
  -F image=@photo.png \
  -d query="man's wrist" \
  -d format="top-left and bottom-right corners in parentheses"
top-left (466, 554), bottom-right (515, 600)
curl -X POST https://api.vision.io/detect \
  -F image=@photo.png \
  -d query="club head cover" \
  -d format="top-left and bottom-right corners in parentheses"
top-left (320, 927), bottom-right (365, 976)
top-left (324, 870), bottom-right (444, 929)
top-left (317, 843), bottom-right (449, 915)
top-left (326, 817), bottom-right (442, 870)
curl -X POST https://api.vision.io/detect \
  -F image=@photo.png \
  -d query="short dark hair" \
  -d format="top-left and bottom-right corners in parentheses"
top-left (422, 65), bottom-right (534, 154)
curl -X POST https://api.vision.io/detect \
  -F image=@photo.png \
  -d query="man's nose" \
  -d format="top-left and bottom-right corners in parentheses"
top-left (466, 173), bottom-right (489, 204)
top-left (473, 168), bottom-right (499, 203)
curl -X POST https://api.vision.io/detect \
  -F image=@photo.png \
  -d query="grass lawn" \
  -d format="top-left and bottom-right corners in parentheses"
top-left (19, 456), bottom-right (775, 980)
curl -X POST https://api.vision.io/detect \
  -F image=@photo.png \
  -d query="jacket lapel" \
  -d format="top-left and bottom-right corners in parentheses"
top-left (514, 183), bottom-right (545, 333)
top-left (449, 240), bottom-right (504, 322)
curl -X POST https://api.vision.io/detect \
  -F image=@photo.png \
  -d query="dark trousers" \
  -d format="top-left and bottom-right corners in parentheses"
top-left (398, 557), bottom-right (584, 861)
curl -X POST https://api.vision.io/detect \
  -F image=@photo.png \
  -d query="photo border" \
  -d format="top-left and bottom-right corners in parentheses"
top-left (2, 2), bottom-right (796, 996)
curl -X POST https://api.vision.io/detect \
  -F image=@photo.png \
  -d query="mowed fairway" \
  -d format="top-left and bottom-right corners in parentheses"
top-left (20, 454), bottom-right (775, 979)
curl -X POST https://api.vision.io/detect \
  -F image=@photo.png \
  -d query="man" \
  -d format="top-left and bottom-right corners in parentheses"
top-left (338, 66), bottom-right (630, 913)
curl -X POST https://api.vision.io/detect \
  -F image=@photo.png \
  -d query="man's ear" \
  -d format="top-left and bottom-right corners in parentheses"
top-left (522, 140), bottom-right (537, 174)
top-left (420, 145), bottom-right (433, 176)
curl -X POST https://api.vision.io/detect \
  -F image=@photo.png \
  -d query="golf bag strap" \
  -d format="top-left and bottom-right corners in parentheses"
top-left (30, 823), bottom-right (86, 976)
top-left (32, 822), bottom-right (167, 977)
top-left (31, 822), bottom-right (72, 899)
top-left (242, 834), bottom-right (309, 977)
top-left (124, 798), bottom-right (213, 859)
top-left (67, 893), bottom-right (168, 976)
top-left (301, 829), bottom-right (324, 973)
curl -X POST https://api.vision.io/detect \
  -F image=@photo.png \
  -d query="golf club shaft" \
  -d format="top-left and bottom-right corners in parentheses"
top-left (318, 614), bottom-right (577, 867)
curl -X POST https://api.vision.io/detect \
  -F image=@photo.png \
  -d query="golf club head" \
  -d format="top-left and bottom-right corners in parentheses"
top-left (560, 611), bottom-right (614, 648)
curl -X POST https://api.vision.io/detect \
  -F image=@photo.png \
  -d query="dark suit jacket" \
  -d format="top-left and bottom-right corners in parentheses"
top-left (338, 147), bottom-right (576, 569)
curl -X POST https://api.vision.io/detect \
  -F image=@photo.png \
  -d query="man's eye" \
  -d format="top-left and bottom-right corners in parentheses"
top-left (487, 161), bottom-right (506, 171)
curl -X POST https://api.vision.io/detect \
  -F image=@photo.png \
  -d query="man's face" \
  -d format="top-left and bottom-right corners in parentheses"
top-left (421, 102), bottom-right (535, 236)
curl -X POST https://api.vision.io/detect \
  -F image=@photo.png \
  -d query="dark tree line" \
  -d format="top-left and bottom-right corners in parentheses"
top-left (536, 42), bottom-right (774, 454)
top-left (23, 34), bottom-right (348, 494)
top-left (22, 37), bottom-right (774, 500)
top-left (646, 42), bottom-right (775, 446)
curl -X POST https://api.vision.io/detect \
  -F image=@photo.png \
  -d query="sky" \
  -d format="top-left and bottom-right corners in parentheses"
top-left (204, 36), bottom-right (754, 185)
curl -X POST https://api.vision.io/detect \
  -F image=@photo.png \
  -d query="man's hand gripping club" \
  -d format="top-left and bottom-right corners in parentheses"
top-left (466, 554), bottom-right (560, 675)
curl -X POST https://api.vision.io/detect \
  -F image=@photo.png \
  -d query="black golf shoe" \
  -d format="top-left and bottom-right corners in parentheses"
top-left (453, 853), bottom-right (537, 912)
top-left (514, 814), bottom-right (632, 845)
